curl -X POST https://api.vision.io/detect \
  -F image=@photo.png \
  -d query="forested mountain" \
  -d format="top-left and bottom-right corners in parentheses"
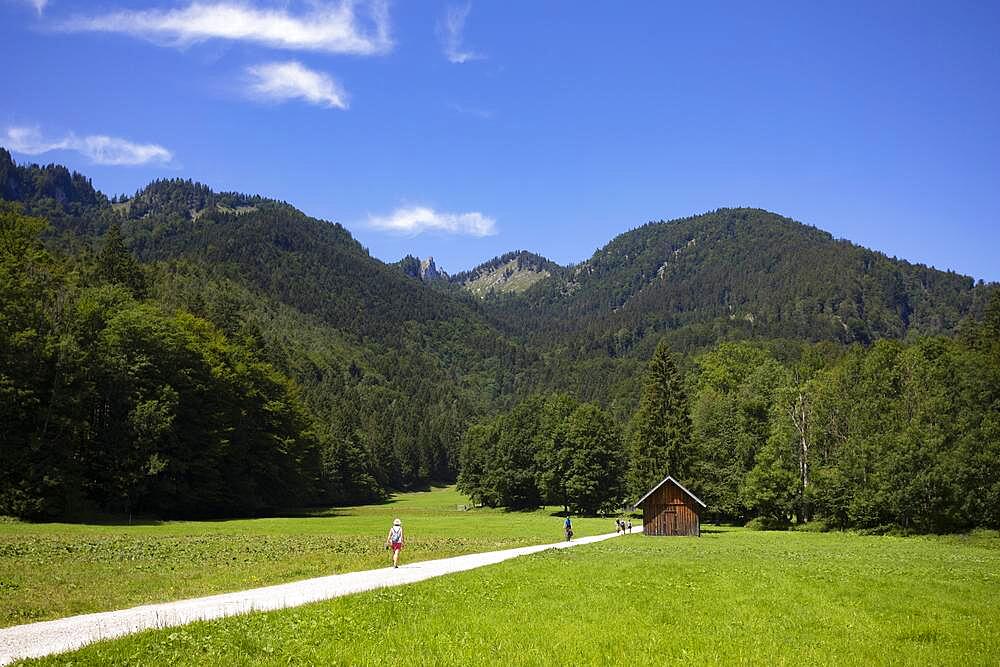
top-left (481, 209), bottom-right (994, 357)
top-left (1, 149), bottom-right (996, 529)
top-left (451, 250), bottom-right (564, 298)
top-left (0, 148), bottom-right (107, 216)
top-left (0, 147), bottom-right (112, 240)
top-left (114, 178), bottom-right (267, 221)
top-left (0, 153), bottom-right (538, 518)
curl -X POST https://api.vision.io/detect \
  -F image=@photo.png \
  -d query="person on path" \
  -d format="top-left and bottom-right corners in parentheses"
top-left (627, 519), bottom-right (632, 533)
top-left (386, 518), bottom-right (404, 568)
top-left (564, 515), bottom-right (573, 541)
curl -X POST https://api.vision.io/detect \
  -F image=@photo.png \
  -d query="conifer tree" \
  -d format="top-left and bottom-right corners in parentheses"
top-left (627, 338), bottom-right (692, 498)
top-left (97, 223), bottom-right (147, 297)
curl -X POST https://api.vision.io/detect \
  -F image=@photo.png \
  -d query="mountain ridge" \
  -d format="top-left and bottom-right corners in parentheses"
top-left (3, 147), bottom-right (994, 357)
top-left (471, 208), bottom-right (994, 356)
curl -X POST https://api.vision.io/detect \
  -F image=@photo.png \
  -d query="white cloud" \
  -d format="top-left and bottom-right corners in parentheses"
top-left (439, 2), bottom-right (482, 64)
top-left (5, 126), bottom-right (173, 166)
top-left (61, 1), bottom-right (392, 55)
top-left (368, 206), bottom-right (497, 237)
top-left (247, 61), bottom-right (348, 109)
top-left (28, 0), bottom-right (48, 15)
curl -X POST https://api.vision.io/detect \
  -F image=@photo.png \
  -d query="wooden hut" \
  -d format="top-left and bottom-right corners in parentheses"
top-left (634, 475), bottom-right (705, 536)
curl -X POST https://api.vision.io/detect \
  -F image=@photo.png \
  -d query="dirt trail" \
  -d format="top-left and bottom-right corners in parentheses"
top-left (0, 527), bottom-right (641, 664)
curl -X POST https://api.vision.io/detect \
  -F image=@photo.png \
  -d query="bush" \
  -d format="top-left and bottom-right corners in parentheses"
top-left (745, 516), bottom-right (790, 531)
top-left (793, 519), bottom-right (830, 533)
top-left (968, 528), bottom-right (1000, 540)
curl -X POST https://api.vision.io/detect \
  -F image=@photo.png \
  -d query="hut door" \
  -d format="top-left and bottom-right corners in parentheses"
top-left (665, 508), bottom-right (677, 535)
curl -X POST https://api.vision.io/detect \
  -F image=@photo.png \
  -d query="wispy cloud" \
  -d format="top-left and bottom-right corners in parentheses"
top-left (247, 61), bottom-right (348, 109)
top-left (5, 126), bottom-right (173, 166)
top-left (61, 1), bottom-right (392, 55)
top-left (24, 0), bottom-right (48, 15)
top-left (369, 206), bottom-right (497, 237)
top-left (439, 2), bottom-right (482, 64)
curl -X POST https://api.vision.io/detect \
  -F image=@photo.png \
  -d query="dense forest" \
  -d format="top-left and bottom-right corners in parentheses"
top-left (1, 148), bottom-right (997, 531)
top-left (480, 209), bottom-right (991, 357)
top-left (461, 315), bottom-right (1000, 533)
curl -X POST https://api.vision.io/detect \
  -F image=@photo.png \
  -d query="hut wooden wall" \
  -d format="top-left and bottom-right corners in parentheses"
top-left (641, 481), bottom-right (701, 536)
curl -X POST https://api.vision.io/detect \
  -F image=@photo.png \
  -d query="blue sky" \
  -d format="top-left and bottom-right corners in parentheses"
top-left (2, 1), bottom-right (998, 281)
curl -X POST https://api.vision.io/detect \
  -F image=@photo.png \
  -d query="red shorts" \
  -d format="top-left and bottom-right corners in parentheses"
top-left (391, 542), bottom-right (403, 552)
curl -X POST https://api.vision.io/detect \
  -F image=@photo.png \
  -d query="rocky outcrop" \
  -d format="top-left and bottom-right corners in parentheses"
top-left (452, 250), bottom-right (562, 298)
top-left (420, 257), bottom-right (444, 281)
top-left (394, 255), bottom-right (448, 282)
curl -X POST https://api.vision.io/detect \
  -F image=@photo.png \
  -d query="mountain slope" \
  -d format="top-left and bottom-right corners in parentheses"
top-left (0, 148), bottom-right (106, 216)
top-left (0, 159), bottom-right (539, 499)
top-left (451, 250), bottom-right (564, 298)
top-left (4, 151), bottom-right (992, 363)
top-left (127, 200), bottom-right (458, 342)
top-left (483, 208), bottom-right (994, 356)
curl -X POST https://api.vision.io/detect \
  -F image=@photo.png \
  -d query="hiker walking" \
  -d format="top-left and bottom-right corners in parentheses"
top-left (627, 519), bottom-right (632, 533)
top-left (564, 515), bottom-right (573, 541)
top-left (386, 518), bottom-right (404, 568)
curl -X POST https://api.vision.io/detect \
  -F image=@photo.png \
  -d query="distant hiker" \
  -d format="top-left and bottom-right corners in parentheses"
top-left (564, 516), bottom-right (573, 541)
top-left (386, 518), bottom-right (404, 568)
top-left (627, 519), bottom-right (633, 533)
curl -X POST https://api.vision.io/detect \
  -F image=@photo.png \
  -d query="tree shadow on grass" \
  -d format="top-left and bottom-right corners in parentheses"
top-left (27, 514), bottom-right (166, 527)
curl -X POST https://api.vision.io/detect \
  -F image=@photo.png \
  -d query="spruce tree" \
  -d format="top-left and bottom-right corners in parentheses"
top-left (627, 338), bottom-right (692, 498)
top-left (97, 223), bottom-right (147, 297)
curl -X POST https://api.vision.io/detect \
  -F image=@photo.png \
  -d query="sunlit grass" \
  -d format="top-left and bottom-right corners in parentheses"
top-left (23, 527), bottom-right (1000, 665)
top-left (0, 486), bottom-right (609, 627)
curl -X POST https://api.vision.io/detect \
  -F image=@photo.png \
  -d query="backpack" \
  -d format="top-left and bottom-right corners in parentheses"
top-left (390, 526), bottom-right (402, 544)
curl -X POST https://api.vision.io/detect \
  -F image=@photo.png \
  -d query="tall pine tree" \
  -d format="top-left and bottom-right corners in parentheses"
top-left (97, 223), bottom-right (147, 297)
top-left (627, 338), bottom-right (692, 498)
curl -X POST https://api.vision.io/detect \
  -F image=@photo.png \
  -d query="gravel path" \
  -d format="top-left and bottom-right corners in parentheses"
top-left (0, 527), bottom-right (640, 664)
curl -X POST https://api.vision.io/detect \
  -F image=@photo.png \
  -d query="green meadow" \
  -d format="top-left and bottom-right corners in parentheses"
top-left (7, 488), bottom-right (1000, 665)
top-left (20, 526), bottom-right (1000, 666)
top-left (0, 487), bottom-right (610, 627)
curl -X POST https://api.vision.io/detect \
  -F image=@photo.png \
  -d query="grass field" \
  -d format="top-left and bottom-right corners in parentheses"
top-left (18, 527), bottom-right (1000, 665)
top-left (0, 487), bottom-right (612, 627)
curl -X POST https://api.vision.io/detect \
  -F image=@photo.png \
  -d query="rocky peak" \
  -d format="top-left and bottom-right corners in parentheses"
top-left (420, 256), bottom-right (443, 281)
top-left (395, 255), bottom-right (447, 282)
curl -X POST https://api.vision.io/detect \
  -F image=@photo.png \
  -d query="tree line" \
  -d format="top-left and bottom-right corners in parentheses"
top-left (0, 203), bottom-right (475, 518)
top-left (458, 393), bottom-right (626, 515)
top-left (459, 304), bottom-right (1000, 533)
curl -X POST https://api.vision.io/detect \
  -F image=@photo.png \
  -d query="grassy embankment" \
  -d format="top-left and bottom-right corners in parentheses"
top-left (0, 487), bottom-right (609, 627)
top-left (20, 526), bottom-right (1000, 665)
